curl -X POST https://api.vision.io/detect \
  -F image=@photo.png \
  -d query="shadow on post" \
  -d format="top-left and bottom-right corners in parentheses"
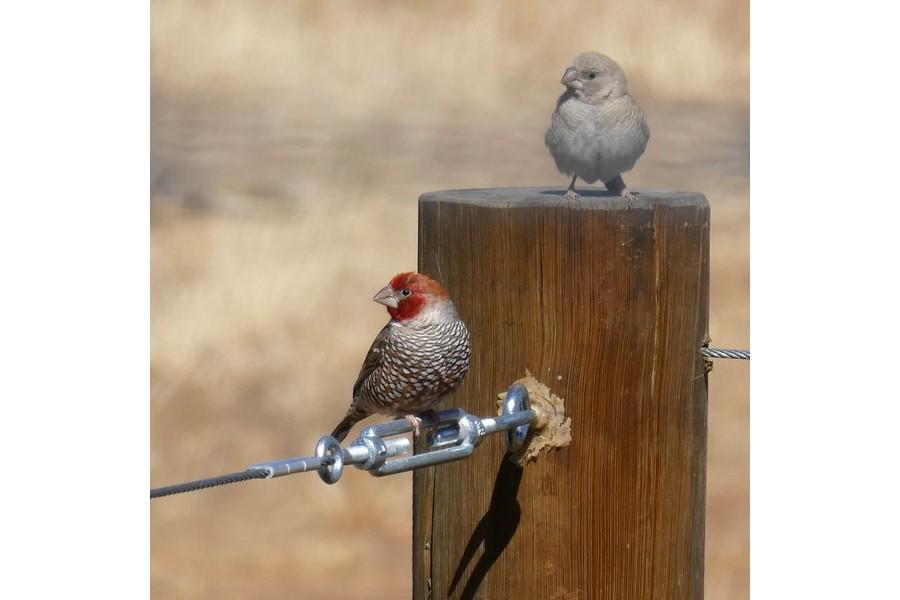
top-left (448, 459), bottom-right (524, 600)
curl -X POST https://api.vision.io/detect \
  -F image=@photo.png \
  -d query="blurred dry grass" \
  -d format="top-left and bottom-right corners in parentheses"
top-left (150, 1), bottom-right (748, 598)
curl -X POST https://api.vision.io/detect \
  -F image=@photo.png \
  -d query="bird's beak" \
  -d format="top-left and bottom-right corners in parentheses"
top-left (373, 284), bottom-right (400, 308)
top-left (561, 67), bottom-right (582, 90)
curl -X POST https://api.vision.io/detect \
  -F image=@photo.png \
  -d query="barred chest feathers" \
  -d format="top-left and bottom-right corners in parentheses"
top-left (362, 318), bottom-right (471, 415)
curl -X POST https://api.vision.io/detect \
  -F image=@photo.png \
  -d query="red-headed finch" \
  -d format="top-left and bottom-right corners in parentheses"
top-left (330, 272), bottom-right (470, 442)
top-left (545, 51), bottom-right (650, 201)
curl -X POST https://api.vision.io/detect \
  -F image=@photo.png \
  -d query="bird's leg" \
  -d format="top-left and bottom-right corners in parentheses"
top-left (564, 175), bottom-right (580, 200)
top-left (402, 409), bottom-right (439, 442)
top-left (404, 414), bottom-right (423, 439)
top-left (605, 175), bottom-right (636, 206)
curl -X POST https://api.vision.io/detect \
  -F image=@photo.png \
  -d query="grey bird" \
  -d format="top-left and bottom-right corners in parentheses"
top-left (545, 52), bottom-right (650, 201)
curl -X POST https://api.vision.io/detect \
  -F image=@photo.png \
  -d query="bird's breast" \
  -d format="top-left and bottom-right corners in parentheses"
top-left (362, 320), bottom-right (470, 415)
top-left (546, 96), bottom-right (649, 182)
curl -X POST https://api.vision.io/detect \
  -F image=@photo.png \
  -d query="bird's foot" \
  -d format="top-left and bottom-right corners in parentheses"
top-left (404, 414), bottom-right (423, 439)
top-left (564, 175), bottom-right (580, 200)
top-left (605, 175), bottom-right (635, 207)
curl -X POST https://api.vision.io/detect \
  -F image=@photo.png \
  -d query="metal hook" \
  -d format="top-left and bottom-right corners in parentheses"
top-left (502, 383), bottom-right (531, 453)
top-left (316, 436), bottom-right (344, 484)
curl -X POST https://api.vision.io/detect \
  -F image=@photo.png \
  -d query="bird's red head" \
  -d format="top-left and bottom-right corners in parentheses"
top-left (373, 272), bottom-right (450, 322)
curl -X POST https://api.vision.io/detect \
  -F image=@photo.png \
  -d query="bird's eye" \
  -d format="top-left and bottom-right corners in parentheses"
top-left (588, 72), bottom-right (597, 80)
top-left (401, 288), bottom-right (412, 297)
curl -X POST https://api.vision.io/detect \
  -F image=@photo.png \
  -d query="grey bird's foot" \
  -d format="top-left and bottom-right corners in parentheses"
top-left (564, 174), bottom-right (580, 200)
top-left (605, 175), bottom-right (635, 207)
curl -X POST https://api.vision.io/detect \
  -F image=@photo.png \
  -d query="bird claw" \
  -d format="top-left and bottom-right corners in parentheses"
top-left (564, 190), bottom-right (580, 200)
top-left (621, 189), bottom-right (636, 209)
top-left (404, 414), bottom-right (423, 438)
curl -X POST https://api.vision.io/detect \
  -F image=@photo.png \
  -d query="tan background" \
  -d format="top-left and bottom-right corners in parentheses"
top-left (150, 1), bottom-right (749, 597)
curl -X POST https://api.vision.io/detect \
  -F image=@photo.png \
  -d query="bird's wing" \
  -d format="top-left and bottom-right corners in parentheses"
top-left (352, 322), bottom-right (393, 399)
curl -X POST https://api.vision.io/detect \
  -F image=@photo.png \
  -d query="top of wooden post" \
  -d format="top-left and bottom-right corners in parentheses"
top-left (419, 187), bottom-right (707, 210)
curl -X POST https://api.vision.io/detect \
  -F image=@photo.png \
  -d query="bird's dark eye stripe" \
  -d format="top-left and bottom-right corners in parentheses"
top-left (401, 288), bottom-right (412, 296)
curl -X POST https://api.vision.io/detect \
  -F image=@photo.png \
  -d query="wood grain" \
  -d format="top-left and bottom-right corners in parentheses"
top-left (414, 188), bottom-right (710, 599)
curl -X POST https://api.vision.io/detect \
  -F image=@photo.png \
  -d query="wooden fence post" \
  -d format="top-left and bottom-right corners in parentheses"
top-left (414, 188), bottom-right (710, 599)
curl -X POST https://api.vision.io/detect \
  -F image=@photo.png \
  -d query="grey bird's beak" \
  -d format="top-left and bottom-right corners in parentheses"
top-left (373, 284), bottom-right (399, 308)
top-left (561, 67), bottom-right (582, 90)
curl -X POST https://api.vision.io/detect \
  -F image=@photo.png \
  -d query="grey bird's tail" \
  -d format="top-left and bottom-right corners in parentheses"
top-left (331, 415), bottom-right (356, 443)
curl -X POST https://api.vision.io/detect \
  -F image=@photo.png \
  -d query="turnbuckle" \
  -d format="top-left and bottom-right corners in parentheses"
top-left (248, 383), bottom-right (534, 485)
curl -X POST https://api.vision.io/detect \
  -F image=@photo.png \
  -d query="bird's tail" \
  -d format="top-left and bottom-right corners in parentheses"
top-left (330, 415), bottom-right (356, 443)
